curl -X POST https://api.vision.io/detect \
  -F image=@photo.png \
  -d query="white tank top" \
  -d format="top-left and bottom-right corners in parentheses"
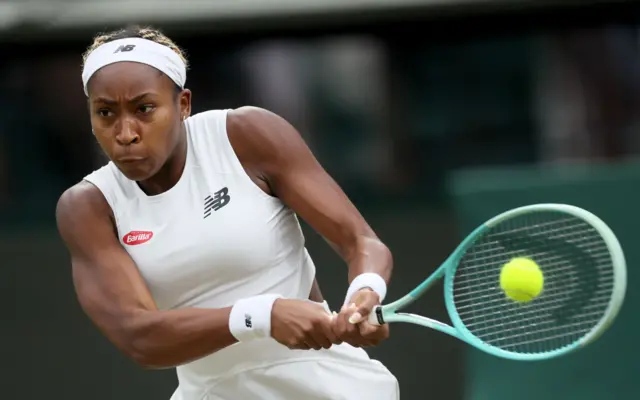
top-left (84, 109), bottom-right (372, 398)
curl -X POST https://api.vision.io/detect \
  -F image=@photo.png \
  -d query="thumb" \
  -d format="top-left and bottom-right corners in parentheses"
top-left (348, 295), bottom-right (379, 324)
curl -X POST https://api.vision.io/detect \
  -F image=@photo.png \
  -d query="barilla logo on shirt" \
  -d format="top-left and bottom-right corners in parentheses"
top-left (123, 231), bottom-right (154, 245)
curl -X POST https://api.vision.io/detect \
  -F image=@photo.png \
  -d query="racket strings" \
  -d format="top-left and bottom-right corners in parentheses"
top-left (455, 249), bottom-right (612, 287)
top-left (457, 227), bottom-right (609, 270)
top-left (450, 212), bottom-right (614, 354)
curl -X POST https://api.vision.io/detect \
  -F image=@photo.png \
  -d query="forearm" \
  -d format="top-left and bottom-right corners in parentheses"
top-left (125, 306), bottom-right (236, 369)
top-left (347, 235), bottom-right (393, 284)
top-left (308, 278), bottom-right (324, 302)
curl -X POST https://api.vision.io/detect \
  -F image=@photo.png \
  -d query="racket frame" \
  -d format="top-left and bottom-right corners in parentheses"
top-left (370, 203), bottom-right (627, 361)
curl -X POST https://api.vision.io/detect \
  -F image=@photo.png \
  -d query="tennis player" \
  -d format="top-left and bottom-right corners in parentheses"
top-left (56, 26), bottom-right (399, 399)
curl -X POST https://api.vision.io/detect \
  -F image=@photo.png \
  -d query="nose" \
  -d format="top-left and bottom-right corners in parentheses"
top-left (115, 118), bottom-right (140, 146)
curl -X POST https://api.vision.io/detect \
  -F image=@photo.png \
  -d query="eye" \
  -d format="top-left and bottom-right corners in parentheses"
top-left (96, 109), bottom-right (113, 118)
top-left (138, 104), bottom-right (156, 114)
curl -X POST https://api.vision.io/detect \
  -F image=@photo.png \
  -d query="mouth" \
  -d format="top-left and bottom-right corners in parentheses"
top-left (116, 156), bottom-right (146, 163)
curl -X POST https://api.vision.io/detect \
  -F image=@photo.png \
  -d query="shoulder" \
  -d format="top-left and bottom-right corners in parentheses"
top-left (56, 180), bottom-right (113, 234)
top-left (184, 109), bottom-right (231, 136)
top-left (83, 162), bottom-right (125, 197)
top-left (227, 106), bottom-right (280, 133)
top-left (186, 106), bottom-right (289, 146)
top-left (226, 106), bottom-right (303, 165)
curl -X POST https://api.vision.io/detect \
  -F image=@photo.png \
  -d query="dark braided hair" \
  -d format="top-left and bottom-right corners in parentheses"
top-left (82, 25), bottom-right (189, 70)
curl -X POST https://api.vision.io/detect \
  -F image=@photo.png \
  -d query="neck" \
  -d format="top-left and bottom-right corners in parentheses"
top-left (137, 127), bottom-right (188, 196)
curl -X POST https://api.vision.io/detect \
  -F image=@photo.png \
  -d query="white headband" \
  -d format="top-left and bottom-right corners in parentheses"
top-left (81, 38), bottom-right (187, 96)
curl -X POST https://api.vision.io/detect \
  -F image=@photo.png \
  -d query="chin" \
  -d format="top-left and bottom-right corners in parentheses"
top-left (115, 161), bottom-right (156, 182)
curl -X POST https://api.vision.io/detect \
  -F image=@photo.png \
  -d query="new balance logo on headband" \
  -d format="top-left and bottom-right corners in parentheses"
top-left (82, 38), bottom-right (187, 96)
top-left (114, 44), bottom-right (136, 53)
top-left (204, 187), bottom-right (231, 219)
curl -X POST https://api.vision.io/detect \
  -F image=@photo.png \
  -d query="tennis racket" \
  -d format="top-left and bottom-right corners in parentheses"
top-left (369, 203), bottom-right (627, 361)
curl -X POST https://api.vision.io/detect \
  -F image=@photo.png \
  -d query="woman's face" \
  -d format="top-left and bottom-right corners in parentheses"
top-left (87, 61), bottom-right (190, 181)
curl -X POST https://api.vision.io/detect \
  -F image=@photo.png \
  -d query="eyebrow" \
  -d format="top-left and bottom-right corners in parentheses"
top-left (93, 92), bottom-right (156, 106)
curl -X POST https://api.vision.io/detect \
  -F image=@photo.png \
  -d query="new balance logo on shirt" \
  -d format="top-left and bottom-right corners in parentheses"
top-left (204, 187), bottom-right (231, 218)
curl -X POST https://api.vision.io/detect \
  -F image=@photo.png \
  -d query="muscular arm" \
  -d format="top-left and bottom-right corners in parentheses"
top-left (308, 278), bottom-right (324, 302)
top-left (56, 182), bottom-right (238, 369)
top-left (228, 107), bottom-right (393, 286)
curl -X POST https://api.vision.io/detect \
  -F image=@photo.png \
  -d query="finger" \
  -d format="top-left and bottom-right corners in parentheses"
top-left (290, 341), bottom-right (311, 350)
top-left (349, 294), bottom-right (380, 324)
top-left (331, 311), bottom-right (342, 333)
top-left (358, 322), bottom-right (389, 346)
top-left (306, 341), bottom-right (322, 350)
top-left (358, 321), bottom-right (377, 337)
top-left (309, 315), bottom-right (332, 350)
top-left (336, 304), bottom-right (351, 329)
top-left (304, 335), bottom-right (322, 351)
top-left (354, 322), bottom-right (376, 346)
top-left (338, 304), bottom-right (362, 344)
top-left (328, 312), bottom-right (343, 345)
top-left (331, 311), bottom-right (345, 342)
top-left (334, 305), bottom-right (349, 331)
top-left (319, 318), bottom-right (341, 347)
top-left (358, 322), bottom-right (384, 340)
top-left (340, 304), bottom-right (359, 331)
top-left (311, 323), bottom-right (333, 350)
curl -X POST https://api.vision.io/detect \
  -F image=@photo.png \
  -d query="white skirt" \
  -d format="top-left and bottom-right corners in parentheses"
top-left (170, 342), bottom-right (399, 400)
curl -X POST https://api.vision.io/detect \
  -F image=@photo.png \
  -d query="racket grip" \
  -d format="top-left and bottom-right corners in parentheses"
top-left (368, 306), bottom-right (384, 326)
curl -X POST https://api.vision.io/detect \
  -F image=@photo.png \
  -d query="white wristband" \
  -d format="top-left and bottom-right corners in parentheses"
top-left (229, 294), bottom-right (282, 342)
top-left (344, 273), bottom-right (387, 306)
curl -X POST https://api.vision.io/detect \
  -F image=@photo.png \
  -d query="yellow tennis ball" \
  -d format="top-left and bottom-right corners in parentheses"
top-left (499, 257), bottom-right (544, 302)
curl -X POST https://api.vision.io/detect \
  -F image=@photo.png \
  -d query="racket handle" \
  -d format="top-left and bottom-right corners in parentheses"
top-left (368, 306), bottom-right (384, 325)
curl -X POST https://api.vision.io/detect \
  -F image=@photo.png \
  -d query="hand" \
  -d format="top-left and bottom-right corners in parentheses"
top-left (333, 288), bottom-right (390, 348)
top-left (271, 299), bottom-right (341, 350)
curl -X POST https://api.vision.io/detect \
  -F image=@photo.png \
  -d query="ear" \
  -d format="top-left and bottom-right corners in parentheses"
top-left (178, 89), bottom-right (192, 121)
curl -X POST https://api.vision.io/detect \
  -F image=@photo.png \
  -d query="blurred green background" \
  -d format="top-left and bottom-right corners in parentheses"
top-left (1, 1), bottom-right (639, 399)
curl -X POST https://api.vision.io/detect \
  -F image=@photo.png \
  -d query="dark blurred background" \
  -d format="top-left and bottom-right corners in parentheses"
top-left (2, 0), bottom-right (640, 399)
